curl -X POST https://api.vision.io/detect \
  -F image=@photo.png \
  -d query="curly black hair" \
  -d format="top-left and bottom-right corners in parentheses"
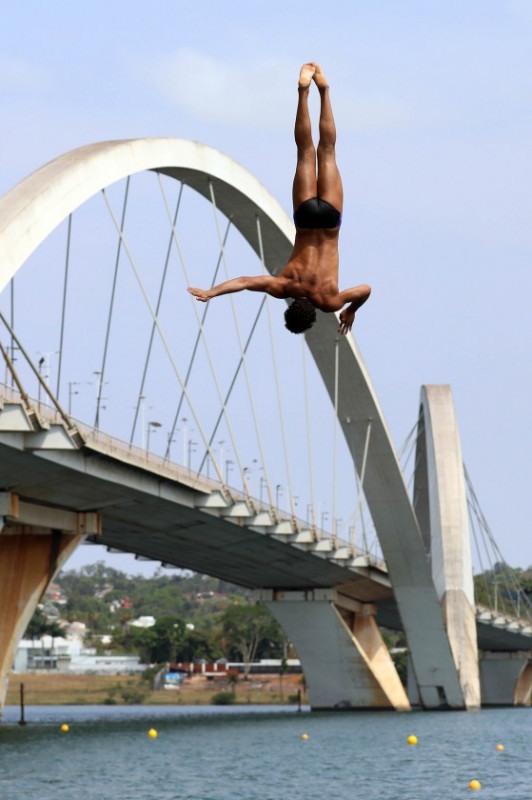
top-left (284, 298), bottom-right (317, 334)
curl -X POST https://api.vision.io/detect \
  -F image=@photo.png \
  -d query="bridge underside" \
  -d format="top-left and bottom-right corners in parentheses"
top-left (0, 434), bottom-right (392, 604)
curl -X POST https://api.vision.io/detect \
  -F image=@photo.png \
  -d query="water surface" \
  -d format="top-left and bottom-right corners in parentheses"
top-left (0, 705), bottom-right (529, 799)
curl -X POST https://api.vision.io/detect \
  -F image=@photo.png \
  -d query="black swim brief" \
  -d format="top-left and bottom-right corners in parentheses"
top-left (293, 197), bottom-right (342, 229)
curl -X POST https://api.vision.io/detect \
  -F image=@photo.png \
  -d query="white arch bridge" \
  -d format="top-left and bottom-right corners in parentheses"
top-left (0, 139), bottom-right (530, 712)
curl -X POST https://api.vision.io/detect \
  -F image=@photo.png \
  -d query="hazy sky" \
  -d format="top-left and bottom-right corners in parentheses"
top-left (1, 1), bottom-right (531, 572)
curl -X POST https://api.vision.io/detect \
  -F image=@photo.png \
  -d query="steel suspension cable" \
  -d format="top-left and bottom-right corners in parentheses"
top-left (398, 418), bottom-right (420, 464)
top-left (467, 500), bottom-right (491, 603)
top-left (253, 217), bottom-right (290, 513)
top-left (9, 279), bottom-right (15, 388)
top-left (465, 466), bottom-right (531, 619)
top-left (301, 337), bottom-right (316, 532)
top-left (207, 180), bottom-right (267, 501)
top-left (129, 181), bottom-right (184, 446)
top-left (0, 311), bottom-right (73, 429)
top-left (261, 294), bottom-right (296, 517)
top-left (154, 178), bottom-right (234, 468)
top-left (96, 179), bottom-right (130, 429)
top-left (157, 176), bottom-right (271, 500)
top-left (101, 179), bottom-right (226, 488)
top-left (398, 418), bottom-right (420, 492)
top-left (353, 419), bottom-right (373, 552)
top-left (56, 213), bottom-right (72, 400)
top-left (331, 337), bottom-right (340, 540)
top-left (195, 295), bottom-right (268, 485)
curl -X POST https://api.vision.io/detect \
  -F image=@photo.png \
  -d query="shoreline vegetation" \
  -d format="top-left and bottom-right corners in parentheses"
top-left (5, 672), bottom-right (305, 707)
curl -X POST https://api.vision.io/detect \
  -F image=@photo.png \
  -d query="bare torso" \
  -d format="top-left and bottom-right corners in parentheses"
top-left (277, 228), bottom-right (341, 311)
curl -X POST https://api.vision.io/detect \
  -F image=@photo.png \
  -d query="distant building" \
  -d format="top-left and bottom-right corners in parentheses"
top-left (66, 654), bottom-right (143, 674)
top-left (44, 582), bottom-right (67, 605)
top-left (129, 616), bottom-right (156, 628)
top-left (13, 635), bottom-right (143, 675)
top-left (63, 620), bottom-right (87, 640)
top-left (14, 636), bottom-right (80, 672)
top-left (167, 659), bottom-right (302, 678)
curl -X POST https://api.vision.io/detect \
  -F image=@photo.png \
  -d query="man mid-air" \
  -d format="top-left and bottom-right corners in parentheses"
top-left (188, 62), bottom-right (371, 336)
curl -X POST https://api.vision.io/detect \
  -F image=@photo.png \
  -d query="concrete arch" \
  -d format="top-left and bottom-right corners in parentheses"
top-left (0, 138), bottom-right (294, 292)
top-left (413, 385), bottom-right (480, 708)
top-left (0, 138), bottom-right (466, 708)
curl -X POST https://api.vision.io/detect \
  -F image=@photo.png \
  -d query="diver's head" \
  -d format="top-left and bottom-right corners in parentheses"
top-left (284, 298), bottom-right (317, 334)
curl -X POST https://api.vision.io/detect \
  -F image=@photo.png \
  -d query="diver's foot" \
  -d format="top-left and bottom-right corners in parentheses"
top-left (298, 63), bottom-right (316, 87)
top-left (312, 63), bottom-right (329, 89)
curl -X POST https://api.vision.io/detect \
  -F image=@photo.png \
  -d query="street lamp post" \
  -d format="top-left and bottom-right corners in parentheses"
top-left (243, 464), bottom-right (257, 496)
top-left (187, 439), bottom-right (197, 469)
top-left (93, 370), bottom-right (109, 429)
top-left (147, 421), bottom-right (162, 451)
top-left (68, 381), bottom-right (80, 415)
top-left (37, 350), bottom-right (58, 402)
top-left (181, 418), bottom-right (188, 465)
top-left (37, 356), bottom-right (45, 405)
top-left (225, 459), bottom-right (233, 484)
top-left (493, 580), bottom-right (500, 614)
top-left (166, 433), bottom-right (176, 461)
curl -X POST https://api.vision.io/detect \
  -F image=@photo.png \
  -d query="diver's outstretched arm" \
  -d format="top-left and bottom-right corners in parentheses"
top-left (188, 275), bottom-right (287, 302)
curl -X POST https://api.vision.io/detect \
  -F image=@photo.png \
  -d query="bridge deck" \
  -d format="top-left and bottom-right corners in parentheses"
top-left (0, 394), bottom-right (529, 649)
top-left (0, 396), bottom-right (393, 600)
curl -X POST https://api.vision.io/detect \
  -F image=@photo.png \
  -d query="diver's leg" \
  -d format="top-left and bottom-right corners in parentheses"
top-left (292, 64), bottom-right (318, 211)
top-left (314, 65), bottom-right (343, 212)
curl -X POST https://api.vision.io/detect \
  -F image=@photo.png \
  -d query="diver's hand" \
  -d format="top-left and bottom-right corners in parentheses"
top-left (187, 287), bottom-right (212, 302)
top-left (338, 308), bottom-right (355, 335)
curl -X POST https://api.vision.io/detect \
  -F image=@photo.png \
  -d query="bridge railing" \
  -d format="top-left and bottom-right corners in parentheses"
top-left (475, 604), bottom-right (532, 632)
top-left (0, 384), bottom-right (386, 570)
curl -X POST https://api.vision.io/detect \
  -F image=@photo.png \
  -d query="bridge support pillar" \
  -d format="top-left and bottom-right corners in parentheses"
top-left (414, 386), bottom-right (481, 709)
top-left (479, 651), bottom-right (531, 706)
top-left (257, 588), bottom-right (410, 711)
top-left (0, 494), bottom-right (101, 711)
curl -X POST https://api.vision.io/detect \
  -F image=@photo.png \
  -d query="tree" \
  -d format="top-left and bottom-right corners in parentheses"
top-left (25, 606), bottom-right (63, 640)
top-left (219, 603), bottom-right (282, 677)
top-left (178, 627), bottom-right (220, 663)
top-left (150, 616), bottom-right (186, 663)
top-left (113, 625), bottom-right (156, 664)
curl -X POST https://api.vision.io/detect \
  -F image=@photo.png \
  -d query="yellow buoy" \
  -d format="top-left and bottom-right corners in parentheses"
top-left (147, 728), bottom-right (158, 739)
top-left (60, 723), bottom-right (70, 733)
top-left (496, 743), bottom-right (504, 751)
top-left (406, 734), bottom-right (418, 745)
top-left (468, 779), bottom-right (481, 790)
top-left (301, 733), bottom-right (309, 740)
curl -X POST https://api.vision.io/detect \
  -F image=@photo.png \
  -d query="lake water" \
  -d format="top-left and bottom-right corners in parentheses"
top-left (0, 705), bottom-right (530, 800)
